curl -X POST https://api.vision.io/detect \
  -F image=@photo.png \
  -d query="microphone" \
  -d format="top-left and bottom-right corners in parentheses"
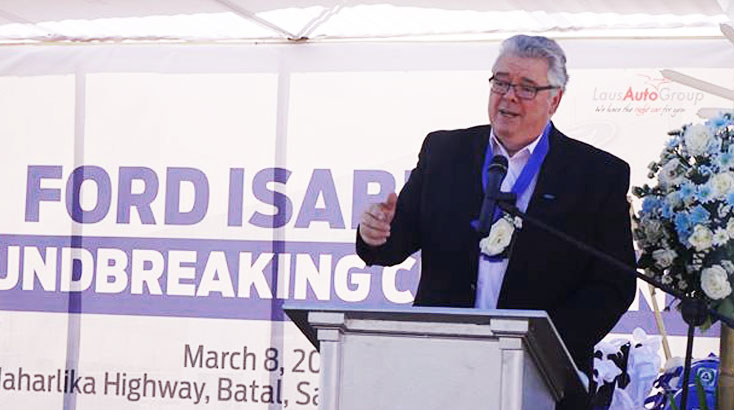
top-left (478, 155), bottom-right (508, 236)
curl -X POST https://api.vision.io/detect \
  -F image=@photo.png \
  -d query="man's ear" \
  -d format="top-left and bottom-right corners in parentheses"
top-left (549, 89), bottom-right (563, 115)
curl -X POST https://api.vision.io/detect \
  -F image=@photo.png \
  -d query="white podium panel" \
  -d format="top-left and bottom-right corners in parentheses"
top-left (285, 306), bottom-right (585, 410)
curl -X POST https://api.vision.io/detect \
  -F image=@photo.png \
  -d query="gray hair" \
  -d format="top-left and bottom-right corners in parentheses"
top-left (494, 35), bottom-right (569, 90)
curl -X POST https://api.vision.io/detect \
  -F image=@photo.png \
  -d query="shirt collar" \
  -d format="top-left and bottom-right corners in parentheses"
top-left (489, 127), bottom-right (544, 159)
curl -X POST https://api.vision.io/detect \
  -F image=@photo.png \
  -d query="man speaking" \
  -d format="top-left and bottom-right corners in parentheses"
top-left (356, 35), bottom-right (636, 409)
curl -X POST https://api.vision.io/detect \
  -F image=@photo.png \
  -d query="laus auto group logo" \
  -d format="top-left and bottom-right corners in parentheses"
top-left (591, 74), bottom-right (705, 117)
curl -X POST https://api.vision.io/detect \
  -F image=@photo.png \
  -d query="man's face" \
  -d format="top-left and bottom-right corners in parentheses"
top-left (488, 54), bottom-right (563, 154)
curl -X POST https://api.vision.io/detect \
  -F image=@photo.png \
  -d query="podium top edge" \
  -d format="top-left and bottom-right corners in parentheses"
top-left (282, 303), bottom-right (551, 321)
top-left (282, 303), bottom-right (553, 350)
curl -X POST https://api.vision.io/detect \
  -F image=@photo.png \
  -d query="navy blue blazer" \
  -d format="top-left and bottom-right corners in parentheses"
top-left (357, 124), bottom-right (637, 376)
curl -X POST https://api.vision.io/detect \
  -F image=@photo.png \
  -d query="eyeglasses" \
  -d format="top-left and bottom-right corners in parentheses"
top-left (489, 76), bottom-right (558, 100)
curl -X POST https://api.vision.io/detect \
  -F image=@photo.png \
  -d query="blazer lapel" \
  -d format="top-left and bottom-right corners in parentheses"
top-left (469, 125), bottom-right (490, 223)
top-left (525, 125), bottom-right (571, 217)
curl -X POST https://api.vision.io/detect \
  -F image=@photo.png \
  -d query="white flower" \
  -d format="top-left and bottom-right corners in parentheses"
top-left (512, 216), bottom-right (523, 229)
top-left (701, 265), bottom-right (732, 300)
top-left (664, 356), bottom-right (684, 373)
top-left (722, 260), bottom-right (734, 274)
top-left (719, 204), bottom-right (732, 218)
top-left (479, 217), bottom-right (514, 256)
top-left (639, 218), bottom-right (665, 246)
top-left (663, 357), bottom-right (684, 389)
top-left (710, 172), bottom-right (734, 199)
top-left (688, 263), bottom-right (703, 273)
top-left (688, 225), bottom-right (714, 251)
top-left (678, 280), bottom-right (688, 290)
top-left (684, 124), bottom-right (714, 156)
top-left (714, 228), bottom-right (730, 247)
top-left (593, 357), bottom-right (622, 384)
top-left (661, 275), bottom-right (673, 284)
top-left (658, 158), bottom-right (684, 187)
top-left (727, 219), bottom-right (734, 239)
top-left (652, 249), bottom-right (677, 269)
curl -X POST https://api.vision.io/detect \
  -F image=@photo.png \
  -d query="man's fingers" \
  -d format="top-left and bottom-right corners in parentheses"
top-left (385, 192), bottom-right (398, 210)
top-left (359, 222), bottom-right (390, 246)
top-left (361, 211), bottom-right (391, 234)
top-left (365, 205), bottom-right (387, 222)
top-left (380, 192), bottom-right (398, 221)
top-left (365, 201), bottom-right (394, 223)
top-left (359, 193), bottom-right (398, 246)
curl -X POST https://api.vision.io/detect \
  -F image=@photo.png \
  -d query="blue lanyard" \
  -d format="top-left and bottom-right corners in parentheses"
top-left (482, 122), bottom-right (551, 222)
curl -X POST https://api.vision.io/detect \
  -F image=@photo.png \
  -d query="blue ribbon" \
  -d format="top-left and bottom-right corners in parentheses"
top-left (482, 122), bottom-right (551, 222)
top-left (473, 122), bottom-right (551, 260)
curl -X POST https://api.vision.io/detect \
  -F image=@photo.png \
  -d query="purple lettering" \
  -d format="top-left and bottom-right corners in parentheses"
top-left (295, 169), bottom-right (345, 229)
top-left (25, 165), bottom-right (62, 222)
top-left (65, 166), bottom-right (112, 224)
top-left (249, 168), bottom-right (292, 228)
top-left (228, 168), bottom-right (245, 227)
top-left (164, 167), bottom-right (209, 225)
top-left (117, 167), bottom-right (158, 224)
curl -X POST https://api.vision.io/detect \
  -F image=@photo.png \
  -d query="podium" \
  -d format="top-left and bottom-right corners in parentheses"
top-left (284, 305), bottom-right (586, 410)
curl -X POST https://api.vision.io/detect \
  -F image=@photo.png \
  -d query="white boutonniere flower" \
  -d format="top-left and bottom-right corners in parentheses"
top-left (479, 215), bottom-right (521, 258)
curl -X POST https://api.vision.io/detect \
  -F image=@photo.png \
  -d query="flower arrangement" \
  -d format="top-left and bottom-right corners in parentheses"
top-left (633, 112), bottom-right (734, 324)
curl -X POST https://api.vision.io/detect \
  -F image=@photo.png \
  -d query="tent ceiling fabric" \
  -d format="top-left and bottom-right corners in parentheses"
top-left (0, 0), bottom-right (731, 43)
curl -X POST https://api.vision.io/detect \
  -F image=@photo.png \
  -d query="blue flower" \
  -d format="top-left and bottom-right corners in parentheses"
top-left (680, 181), bottom-right (696, 200)
top-left (675, 212), bottom-right (692, 240)
top-left (661, 203), bottom-right (674, 218)
top-left (707, 139), bottom-right (723, 156)
top-left (726, 192), bottom-right (734, 207)
top-left (666, 191), bottom-right (682, 205)
top-left (689, 205), bottom-right (710, 225)
top-left (642, 197), bottom-right (662, 214)
top-left (707, 115), bottom-right (729, 129)
top-left (718, 151), bottom-right (734, 170)
top-left (697, 184), bottom-right (714, 203)
top-left (699, 165), bottom-right (714, 176)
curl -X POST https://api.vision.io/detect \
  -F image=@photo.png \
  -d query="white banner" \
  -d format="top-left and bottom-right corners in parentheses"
top-left (0, 39), bottom-right (733, 408)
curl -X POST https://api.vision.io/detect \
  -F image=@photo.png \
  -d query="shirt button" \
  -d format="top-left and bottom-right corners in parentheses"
top-left (470, 284), bottom-right (476, 291)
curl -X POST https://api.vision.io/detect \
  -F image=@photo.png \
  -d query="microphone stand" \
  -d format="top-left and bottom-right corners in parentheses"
top-left (491, 192), bottom-right (733, 410)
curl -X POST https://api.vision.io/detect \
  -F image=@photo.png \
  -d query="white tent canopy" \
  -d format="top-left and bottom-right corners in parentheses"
top-left (0, 0), bottom-right (733, 43)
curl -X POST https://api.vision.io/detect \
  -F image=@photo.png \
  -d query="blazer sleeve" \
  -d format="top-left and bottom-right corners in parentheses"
top-left (548, 160), bottom-right (637, 364)
top-left (356, 133), bottom-right (433, 266)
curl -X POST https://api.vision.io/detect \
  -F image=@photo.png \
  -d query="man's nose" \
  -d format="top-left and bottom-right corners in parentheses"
top-left (502, 85), bottom-right (520, 101)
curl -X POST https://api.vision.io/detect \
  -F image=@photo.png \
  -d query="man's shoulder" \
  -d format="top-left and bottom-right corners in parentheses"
top-left (554, 129), bottom-right (630, 175)
top-left (426, 124), bottom-right (489, 142)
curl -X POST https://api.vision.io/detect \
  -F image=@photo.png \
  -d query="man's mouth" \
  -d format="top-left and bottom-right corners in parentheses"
top-left (498, 109), bottom-right (520, 118)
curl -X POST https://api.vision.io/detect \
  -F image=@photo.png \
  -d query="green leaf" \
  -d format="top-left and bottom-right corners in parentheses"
top-left (700, 315), bottom-right (714, 332)
top-left (695, 372), bottom-right (709, 410)
top-left (668, 392), bottom-right (680, 410)
top-left (717, 297), bottom-right (734, 321)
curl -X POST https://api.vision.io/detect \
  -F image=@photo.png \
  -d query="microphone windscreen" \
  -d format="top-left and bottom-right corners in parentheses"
top-left (489, 155), bottom-right (508, 172)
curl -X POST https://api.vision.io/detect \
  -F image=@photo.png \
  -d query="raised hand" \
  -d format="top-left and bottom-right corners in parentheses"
top-left (358, 193), bottom-right (398, 246)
